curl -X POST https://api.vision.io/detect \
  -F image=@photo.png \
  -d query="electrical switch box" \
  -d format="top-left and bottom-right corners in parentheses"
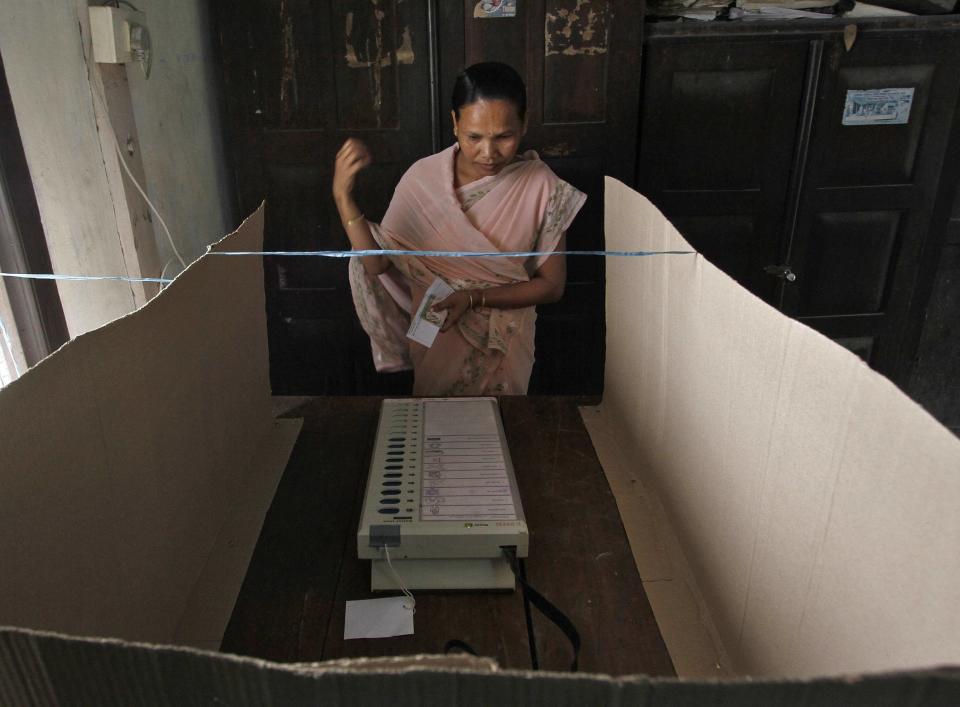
top-left (89, 5), bottom-right (151, 78)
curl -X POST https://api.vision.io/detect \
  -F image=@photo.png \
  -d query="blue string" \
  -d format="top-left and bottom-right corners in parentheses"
top-left (0, 272), bottom-right (173, 284)
top-left (0, 248), bottom-right (694, 284)
top-left (209, 249), bottom-right (695, 258)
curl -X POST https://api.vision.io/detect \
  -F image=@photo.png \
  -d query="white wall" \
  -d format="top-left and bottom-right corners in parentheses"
top-left (125, 0), bottom-right (233, 276)
top-left (0, 0), bottom-right (138, 336)
top-left (0, 0), bottom-right (232, 337)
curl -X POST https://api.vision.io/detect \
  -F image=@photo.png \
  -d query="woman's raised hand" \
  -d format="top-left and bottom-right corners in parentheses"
top-left (332, 139), bottom-right (372, 203)
top-left (332, 139), bottom-right (389, 275)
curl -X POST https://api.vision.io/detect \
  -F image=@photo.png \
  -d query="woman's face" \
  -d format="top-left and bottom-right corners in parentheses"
top-left (451, 98), bottom-right (526, 181)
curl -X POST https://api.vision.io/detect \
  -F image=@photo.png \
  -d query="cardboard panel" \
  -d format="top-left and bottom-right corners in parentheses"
top-left (0, 206), bottom-right (278, 644)
top-left (0, 335), bottom-right (119, 637)
top-left (600, 178), bottom-right (960, 677)
top-left (2, 626), bottom-right (959, 706)
top-left (579, 403), bottom-right (731, 679)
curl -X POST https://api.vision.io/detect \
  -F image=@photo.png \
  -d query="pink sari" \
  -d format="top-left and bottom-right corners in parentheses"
top-left (350, 144), bottom-right (585, 395)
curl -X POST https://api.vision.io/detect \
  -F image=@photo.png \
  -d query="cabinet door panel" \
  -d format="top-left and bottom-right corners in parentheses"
top-left (638, 39), bottom-right (810, 305)
top-left (665, 68), bottom-right (776, 190)
top-left (799, 210), bottom-right (901, 316)
top-left (820, 64), bottom-right (935, 186)
top-left (543, 1), bottom-right (612, 123)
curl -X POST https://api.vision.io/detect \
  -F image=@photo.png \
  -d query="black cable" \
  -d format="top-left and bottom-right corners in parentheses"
top-left (443, 639), bottom-right (478, 656)
top-left (102, 0), bottom-right (141, 11)
top-left (502, 547), bottom-right (580, 672)
top-left (519, 557), bottom-right (540, 670)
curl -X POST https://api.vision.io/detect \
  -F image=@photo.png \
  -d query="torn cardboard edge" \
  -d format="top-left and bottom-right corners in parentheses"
top-left (595, 178), bottom-right (960, 678)
top-left (2, 625), bottom-right (960, 705)
top-left (0, 203), bottom-right (298, 650)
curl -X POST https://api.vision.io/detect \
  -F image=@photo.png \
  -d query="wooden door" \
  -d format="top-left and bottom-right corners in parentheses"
top-left (785, 32), bottom-right (960, 377)
top-left (214, 0), bottom-right (643, 394)
top-left (638, 36), bottom-right (811, 305)
top-left (437, 0), bottom-right (644, 394)
top-left (214, 0), bottom-right (433, 394)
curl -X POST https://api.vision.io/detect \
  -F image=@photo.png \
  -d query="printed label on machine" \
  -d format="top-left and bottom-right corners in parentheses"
top-left (421, 401), bottom-right (517, 521)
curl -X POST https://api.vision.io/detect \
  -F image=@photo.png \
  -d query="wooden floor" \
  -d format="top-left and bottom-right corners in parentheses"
top-left (221, 396), bottom-right (675, 677)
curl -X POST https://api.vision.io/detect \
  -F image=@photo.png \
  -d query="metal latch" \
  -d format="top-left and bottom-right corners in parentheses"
top-left (764, 265), bottom-right (797, 282)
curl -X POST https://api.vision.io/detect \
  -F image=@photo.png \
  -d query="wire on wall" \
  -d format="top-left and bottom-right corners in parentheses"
top-left (89, 70), bottom-right (188, 273)
top-left (112, 141), bottom-right (187, 270)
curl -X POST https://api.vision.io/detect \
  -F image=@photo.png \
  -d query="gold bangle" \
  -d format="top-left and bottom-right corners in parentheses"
top-left (344, 212), bottom-right (365, 227)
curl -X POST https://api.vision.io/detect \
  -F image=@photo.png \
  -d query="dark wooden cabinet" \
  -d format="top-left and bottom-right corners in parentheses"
top-left (638, 18), bottom-right (960, 385)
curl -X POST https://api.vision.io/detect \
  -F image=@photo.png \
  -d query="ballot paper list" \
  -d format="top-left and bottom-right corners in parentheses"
top-left (421, 401), bottom-right (517, 521)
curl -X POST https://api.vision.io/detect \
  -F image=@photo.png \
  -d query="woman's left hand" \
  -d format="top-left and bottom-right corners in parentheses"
top-left (432, 290), bottom-right (473, 332)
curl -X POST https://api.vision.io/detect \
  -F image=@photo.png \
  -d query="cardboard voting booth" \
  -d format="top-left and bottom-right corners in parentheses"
top-left (0, 205), bottom-right (301, 652)
top-left (1, 183), bottom-right (959, 704)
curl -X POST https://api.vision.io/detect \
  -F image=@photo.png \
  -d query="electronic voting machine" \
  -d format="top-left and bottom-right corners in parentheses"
top-left (357, 398), bottom-right (529, 590)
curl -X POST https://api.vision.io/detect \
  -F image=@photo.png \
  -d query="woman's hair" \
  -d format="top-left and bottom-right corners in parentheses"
top-left (451, 62), bottom-right (527, 120)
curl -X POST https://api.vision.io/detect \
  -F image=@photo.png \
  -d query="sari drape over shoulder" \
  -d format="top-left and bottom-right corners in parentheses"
top-left (349, 144), bottom-right (586, 395)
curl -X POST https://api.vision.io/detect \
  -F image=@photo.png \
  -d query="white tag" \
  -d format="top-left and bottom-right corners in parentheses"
top-left (406, 277), bottom-right (455, 348)
top-left (344, 596), bottom-right (415, 639)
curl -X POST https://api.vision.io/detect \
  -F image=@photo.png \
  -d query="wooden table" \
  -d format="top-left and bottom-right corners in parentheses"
top-left (221, 397), bottom-right (675, 677)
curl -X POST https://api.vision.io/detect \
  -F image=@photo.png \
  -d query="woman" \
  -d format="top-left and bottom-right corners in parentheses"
top-left (333, 62), bottom-right (585, 396)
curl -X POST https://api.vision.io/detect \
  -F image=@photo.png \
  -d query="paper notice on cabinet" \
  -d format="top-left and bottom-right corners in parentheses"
top-left (407, 277), bottom-right (455, 348)
top-left (843, 88), bottom-right (914, 126)
top-left (474, 0), bottom-right (517, 18)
